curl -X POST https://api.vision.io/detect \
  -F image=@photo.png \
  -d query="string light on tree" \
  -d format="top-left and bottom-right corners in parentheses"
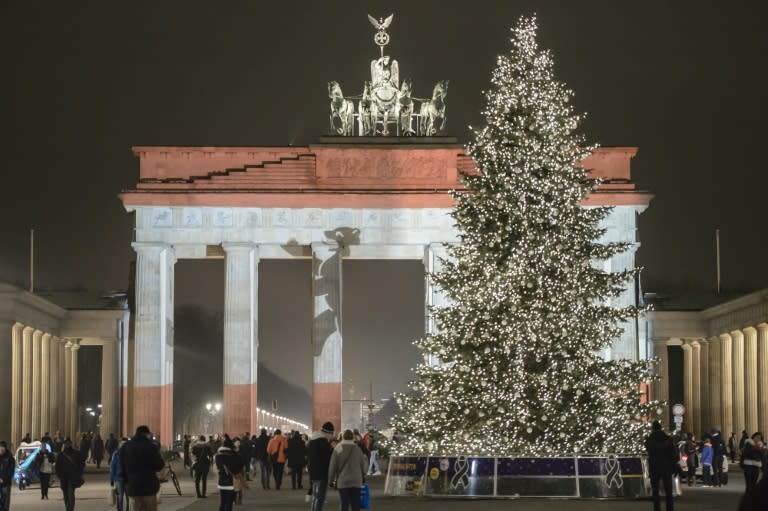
top-left (391, 15), bottom-right (662, 457)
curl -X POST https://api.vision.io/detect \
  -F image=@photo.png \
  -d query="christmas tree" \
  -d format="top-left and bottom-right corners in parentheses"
top-left (391, 16), bottom-right (661, 457)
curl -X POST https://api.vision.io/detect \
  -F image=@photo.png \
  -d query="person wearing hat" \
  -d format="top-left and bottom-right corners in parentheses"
top-left (56, 439), bottom-right (86, 511)
top-left (644, 420), bottom-right (677, 511)
top-left (307, 422), bottom-right (335, 511)
top-left (0, 441), bottom-right (15, 511)
top-left (120, 426), bottom-right (165, 511)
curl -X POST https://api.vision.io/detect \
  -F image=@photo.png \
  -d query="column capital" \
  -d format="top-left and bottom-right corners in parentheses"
top-left (23, 325), bottom-right (34, 335)
top-left (730, 329), bottom-right (744, 340)
top-left (41, 332), bottom-right (51, 341)
top-left (222, 242), bottom-right (258, 252)
top-left (757, 323), bottom-right (768, 332)
top-left (719, 332), bottom-right (732, 342)
top-left (743, 326), bottom-right (758, 336)
top-left (131, 241), bottom-right (171, 252)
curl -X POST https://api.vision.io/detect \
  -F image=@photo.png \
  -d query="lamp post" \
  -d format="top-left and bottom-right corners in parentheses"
top-left (204, 402), bottom-right (222, 434)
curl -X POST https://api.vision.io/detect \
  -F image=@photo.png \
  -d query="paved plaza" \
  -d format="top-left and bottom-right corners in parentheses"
top-left (9, 462), bottom-right (748, 511)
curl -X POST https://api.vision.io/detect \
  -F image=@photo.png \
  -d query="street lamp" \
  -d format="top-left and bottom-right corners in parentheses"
top-left (204, 402), bottom-right (222, 434)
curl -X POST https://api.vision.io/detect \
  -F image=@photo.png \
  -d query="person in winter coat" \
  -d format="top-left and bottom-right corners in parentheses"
top-left (253, 429), bottom-right (271, 489)
top-left (710, 428), bottom-right (727, 487)
top-left (238, 433), bottom-right (252, 481)
top-left (328, 430), bottom-right (368, 511)
top-left (644, 420), bottom-right (677, 511)
top-left (37, 443), bottom-right (55, 499)
top-left (120, 426), bottom-right (165, 511)
top-left (105, 434), bottom-right (119, 464)
top-left (683, 433), bottom-right (698, 486)
top-left (308, 422), bottom-right (335, 511)
top-left (286, 431), bottom-right (307, 490)
top-left (215, 438), bottom-right (245, 511)
top-left (728, 432), bottom-right (738, 463)
top-left (267, 430), bottom-right (288, 490)
top-left (700, 437), bottom-right (714, 486)
top-left (191, 435), bottom-right (212, 498)
top-left (741, 433), bottom-right (764, 495)
top-left (0, 441), bottom-right (16, 511)
top-left (56, 439), bottom-right (85, 511)
top-left (92, 434), bottom-right (105, 469)
top-left (109, 438), bottom-right (128, 511)
top-left (79, 433), bottom-right (90, 463)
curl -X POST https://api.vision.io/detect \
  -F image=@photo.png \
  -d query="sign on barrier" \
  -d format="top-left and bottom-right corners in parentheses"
top-left (385, 455), bottom-right (650, 499)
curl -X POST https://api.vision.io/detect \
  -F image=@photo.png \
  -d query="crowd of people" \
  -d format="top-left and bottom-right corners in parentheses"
top-left (0, 422), bottom-right (384, 511)
top-left (181, 422), bottom-right (382, 511)
top-left (645, 421), bottom-right (767, 511)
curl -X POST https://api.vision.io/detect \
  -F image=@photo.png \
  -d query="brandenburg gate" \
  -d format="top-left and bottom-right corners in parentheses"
top-left (119, 15), bottom-right (651, 444)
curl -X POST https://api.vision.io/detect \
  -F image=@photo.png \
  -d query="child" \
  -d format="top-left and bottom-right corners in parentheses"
top-left (700, 437), bottom-right (713, 487)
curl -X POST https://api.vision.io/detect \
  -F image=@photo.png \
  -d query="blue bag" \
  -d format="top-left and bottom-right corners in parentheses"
top-left (360, 482), bottom-right (370, 509)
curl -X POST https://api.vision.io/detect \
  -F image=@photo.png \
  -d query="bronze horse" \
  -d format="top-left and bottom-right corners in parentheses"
top-left (328, 81), bottom-right (355, 136)
top-left (419, 80), bottom-right (448, 136)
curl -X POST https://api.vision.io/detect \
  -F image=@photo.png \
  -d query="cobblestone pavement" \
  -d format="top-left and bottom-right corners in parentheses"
top-left (9, 462), bottom-right (748, 511)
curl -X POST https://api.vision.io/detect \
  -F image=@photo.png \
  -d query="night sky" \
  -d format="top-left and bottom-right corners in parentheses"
top-left (2, 2), bottom-right (767, 423)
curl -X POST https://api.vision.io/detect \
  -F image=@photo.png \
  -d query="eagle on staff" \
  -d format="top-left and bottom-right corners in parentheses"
top-left (368, 14), bottom-right (394, 56)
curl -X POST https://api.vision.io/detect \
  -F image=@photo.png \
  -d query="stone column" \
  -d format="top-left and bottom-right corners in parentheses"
top-left (699, 339), bottom-right (710, 434)
top-left (743, 327), bottom-right (758, 435)
top-left (691, 340), bottom-right (701, 436)
top-left (69, 340), bottom-right (80, 436)
top-left (58, 339), bottom-right (67, 434)
top-left (49, 337), bottom-right (60, 434)
top-left (21, 326), bottom-right (34, 440)
top-left (681, 343), bottom-right (693, 432)
top-left (652, 339), bottom-right (670, 406)
top-left (11, 323), bottom-right (24, 446)
top-left (100, 341), bottom-right (118, 437)
top-left (719, 333), bottom-right (733, 435)
top-left (311, 241), bottom-right (343, 432)
top-left (757, 324), bottom-right (768, 435)
top-left (423, 243), bottom-right (449, 367)
top-left (222, 243), bottom-right (259, 435)
top-left (0, 322), bottom-right (14, 446)
top-left (708, 336), bottom-right (721, 432)
top-left (63, 341), bottom-right (72, 438)
top-left (31, 330), bottom-right (43, 439)
top-left (731, 330), bottom-right (745, 435)
top-left (40, 333), bottom-right (51, 437)
top-left (132, 242), bottom-right (175, 447)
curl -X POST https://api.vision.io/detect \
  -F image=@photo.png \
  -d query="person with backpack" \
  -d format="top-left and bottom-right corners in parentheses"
top-left (308, 422), bottom-right (335, 511)
top-left (328, 430), bottom-right (368, 511)
top-left (56, 439), bottom-right (85, 511)
top-left (710, 428), bottom-right (727, 487)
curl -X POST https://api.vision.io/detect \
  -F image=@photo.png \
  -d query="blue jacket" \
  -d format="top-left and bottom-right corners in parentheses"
top-left (700, 444), bottom-right (713, 466)
top-left (109, 448), bottom-right (123, 483)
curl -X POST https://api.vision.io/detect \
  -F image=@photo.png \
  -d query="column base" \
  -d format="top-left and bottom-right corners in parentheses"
top-left (224, 383), bottom-right (257, 435)
top-left (313, 382), bottom-right (342, 433)
top-left (133, 384), bottom-right (172, 446)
